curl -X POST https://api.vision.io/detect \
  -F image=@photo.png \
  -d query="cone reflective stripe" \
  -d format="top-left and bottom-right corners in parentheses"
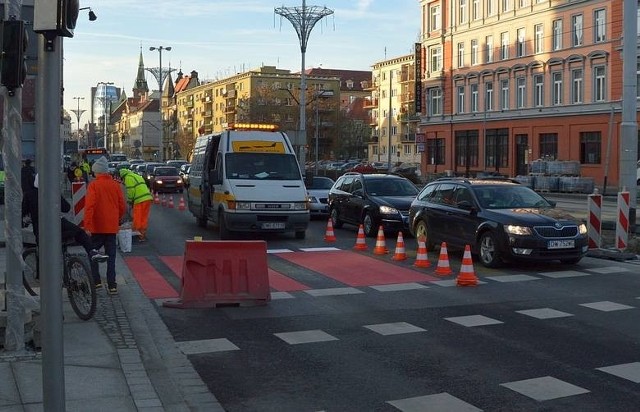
top-left (456, 245), bottom-right (479, 286)
top-left (392, 232), bottom-right (407, 261)
top-left (178, 196), bottom-right (186, 211)
top-left (434, 242), bottom-right (453, 276)
top-left (353, 224), bottom-right (368, 251)
top-left (373, 226), bottom-right (388, 255)
top-left (168, 195), bottom-right (175, 208)
top-left (324, 218), bottom-right (337, 242)
top-left (154, 192), bottom-right (160, 204)
top-left (414, 236), bottom-right (431, 268)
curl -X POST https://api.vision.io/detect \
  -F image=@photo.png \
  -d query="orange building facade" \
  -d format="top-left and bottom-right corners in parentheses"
top-left (417, 0), bottom-right (639, 188)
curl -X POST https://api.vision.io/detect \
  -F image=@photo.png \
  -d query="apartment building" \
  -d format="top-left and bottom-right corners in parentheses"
top-left (365, 52), bottom-right (421, 166)
top-left (418, 0), bottom-right (639, 187)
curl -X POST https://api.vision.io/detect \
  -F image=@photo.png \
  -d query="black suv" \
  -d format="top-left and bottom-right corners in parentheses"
top-left (328, 173), bottom-right (419, 237)
top-left (409, 178), bottom-right (588, 267)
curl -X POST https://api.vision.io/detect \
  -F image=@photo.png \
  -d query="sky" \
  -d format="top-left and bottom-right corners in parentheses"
top-left (63, 0), bottom-right (421, 127)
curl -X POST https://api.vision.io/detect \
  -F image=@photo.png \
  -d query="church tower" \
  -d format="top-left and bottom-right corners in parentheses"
top-left (132, 47), bottom-right (149, 100)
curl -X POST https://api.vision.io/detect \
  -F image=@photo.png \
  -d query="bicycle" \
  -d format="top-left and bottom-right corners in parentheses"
top-left (22, 239), bottom-right (97, 321)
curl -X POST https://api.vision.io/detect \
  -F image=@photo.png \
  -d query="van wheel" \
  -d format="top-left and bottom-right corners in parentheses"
top-left (295, 230), bottom-right (306, 239)
top-left (218, 211), bottom-right (232, 240)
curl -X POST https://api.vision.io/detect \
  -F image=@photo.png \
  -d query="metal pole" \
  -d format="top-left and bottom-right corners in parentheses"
top-left (603, 106), bottom-right (614, 195)
top-left (621, 0), bottom-right (638, 231)
top-left (2, 0), bottom-right (27, 354)
top-left (314, 92), bottom-right (319, 175)
top-left (387, 69), bottom-right (392, 173)
top-left (159, 49), bottom-right (163, 161)
top-left (38, 33), bottom-right (66, 410)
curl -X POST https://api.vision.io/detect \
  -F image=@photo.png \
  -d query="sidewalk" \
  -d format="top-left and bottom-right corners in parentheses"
top-left (0, 217), bottom-right (224, 411)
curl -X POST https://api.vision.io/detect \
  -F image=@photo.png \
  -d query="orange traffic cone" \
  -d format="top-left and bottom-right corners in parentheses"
top-left (161, 194), bottom-right (167, 207)
top-left (434, 242), bottom-right (453, 276)
top-left (456, 245), bottom-right (479, 287)
top-left (168, 195), bottom-right (175, 209)
top-left (324, 219), bottom-right (337, 242)
top-left (178, 196), bottom-right (186, 211)
top-left (392, 232), bottom-right (407, 261)
top-left (353, 224), bottom-right (368, 251)
top-left (373, 226), bottom-right (388, 255)
top-left (413, 236), bottom-right (431, 268)
top-left (154, 192), bottom-right (160, 204)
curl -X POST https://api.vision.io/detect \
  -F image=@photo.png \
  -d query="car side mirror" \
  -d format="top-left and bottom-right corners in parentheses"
top-left (457, 200), bottom-right (474, 210)
top-left (352, 189), bottom-right (364, 197)
top-left (209, 169), bottom-right (221, 185)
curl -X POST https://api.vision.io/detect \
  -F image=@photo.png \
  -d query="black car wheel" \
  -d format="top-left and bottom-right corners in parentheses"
top-left (330, 207), bottom-right (343, 229)
top-left (363, 212), bottom-right (377, 237)
top-left (414, 219), bottom-right (435, 250)
top-left (479, 231), bottom-right (503, 268)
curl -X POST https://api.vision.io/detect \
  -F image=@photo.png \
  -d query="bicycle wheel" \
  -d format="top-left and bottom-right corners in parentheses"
top-left (22, 247), bottom-right (39, 296)
top-left (65, 255), bottom-right (96, 320)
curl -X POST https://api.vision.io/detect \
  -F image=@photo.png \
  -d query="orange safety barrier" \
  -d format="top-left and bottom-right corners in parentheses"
top-left (391, 232), bottom-right (407, 261)
top-left (353, 224), bottom-right (368, 251)
top-left (434, 242), bottom-right (453, 276)
top-left (324, 218), bottom-right (337, 242)
top-left (413, 236), bottom-right (431, 268)
top-left (456, 245), bottom-right (478, 286)
top-left (163, 240), bottom-right (271, 308)
top-left (373, 226), bottom-right (388, 255)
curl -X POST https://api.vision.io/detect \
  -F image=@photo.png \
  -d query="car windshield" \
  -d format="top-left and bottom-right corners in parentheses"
top-left (226, 153), bottom-right (302, 180)
top-left (154, 167), bottom-right (179, 176)
top-left (473, 184), bottom-right (552, 209)
top-left (365, 178), bottom-right (418, 196)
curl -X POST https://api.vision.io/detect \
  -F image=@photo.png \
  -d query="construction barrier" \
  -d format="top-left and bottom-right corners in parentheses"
top-left (587, 190), bottom-right (602, 249)
top-left (456, 245), bottom-right (478, 286)
top-left (373, 226), bottom-right (388, 255)
top-left (434, 242), bottom-right (452, 276)
top-left (163, 240), bottom-right (271, 308)
top-left (72, 181), bottom-right (86, 227)
top-left (391, 232), bottom-right (407, 261)
top-left (353, 224), bottom-right (368, 251)
top-left (413, 237), bottom-right (431, 268)
top-left (324, 218), bottom-right (336, 242)
top-left (616, 189), bottom-right (630, 251)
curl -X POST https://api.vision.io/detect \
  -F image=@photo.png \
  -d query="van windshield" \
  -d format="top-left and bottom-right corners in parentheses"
top-left (226, 153), bottom-right (302, 180)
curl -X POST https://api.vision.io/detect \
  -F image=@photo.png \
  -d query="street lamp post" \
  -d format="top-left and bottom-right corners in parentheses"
top-left (149, 46), bottom-right (171, 161)
top-left (97, 82), bottom-right (113, 150)
top-left (71, 96), bottom-right (85, 140)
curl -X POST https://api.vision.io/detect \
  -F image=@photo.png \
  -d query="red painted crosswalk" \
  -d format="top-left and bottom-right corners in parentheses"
top-left (124, 249), bottom-right (439, 299)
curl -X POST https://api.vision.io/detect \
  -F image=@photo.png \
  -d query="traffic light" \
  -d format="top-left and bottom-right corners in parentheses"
top-left (33, 0), bottom-right (79, 37)
top-left (1, 20), bottom-right (28, 93)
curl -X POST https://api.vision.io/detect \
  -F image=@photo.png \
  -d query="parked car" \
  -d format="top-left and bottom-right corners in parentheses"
top-left (148, 166), bottom-right (183, 193)
top-left (328, 172), bottom-right (419, 237)
top-left (391, 162), bottom-right (422, 184)
top-left (166, 159), bottom-right (189, 169)
top-left (305, 176), bottom-right (334, 219)
top-left (408, 178), bottom-right (589, 268)
top-left (107, 161), bottom-right (120, 176)
top-left (141, 162), bottom-right (164, 186)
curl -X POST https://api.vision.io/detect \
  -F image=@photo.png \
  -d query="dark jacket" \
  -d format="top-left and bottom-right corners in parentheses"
top-left (22, 188), bottom-right (71, 242)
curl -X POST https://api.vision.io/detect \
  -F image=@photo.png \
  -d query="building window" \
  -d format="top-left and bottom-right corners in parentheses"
top-left (516, 77), bottom-right (526, 108)
top-left (457, 42), bottom-right (465, 68)
top-left (552, 72), bottom-right (563, 105)
top-left (593, 65), bottom-right (606, 102)
top-left (501, 0), bottom-right (510, 12)
top-left (403, 144), bottom-right (412, 155)
top-left (580, 132), bottom-right (601, 164)
top-left (455, 131), bottom-right (479, 168)
top-left (485, 35), bottom-right (494, 63)
top-left (594, 9), bottom-right (606, 43)
top-left (457, 86), bottom-right (465, 113)
top-left (430, 46), bottom-right (443, 72)
top-left (429, 88), bottom-right (442, 116)
top-left (427, 138), bottom-right (445, 165)
top-left (533, 74), bottom-right (544, 107)
top-left (471, 84), bottom-right (479, 112)
top-left (519, 0), bottom-right (528, 7)
top-left (534, 24), bottom-right (544, 54)
top-left (571, 68), bottom-right (583, 104)
top-left (487, 0), bottom-right (496, 15)
top-left (472, 0), bottom-right (480, 20)
top-left (572, 14), bottom-right (583, 47)
top-left (500, 79), bottom-right (509, 110)
top-left (552, 19), bottom-right (563, 50)
top-left (485, 128), bottom-right (509, 168)
top-left (539, 133), bottom-right (558, 160)
top-left (500, 32), bottom-right (509, 60)
top-left (516, 28), bottom-right (525, 57)
top-left (459, 0), bottom-right (467, 24)
top-left (471, 39), bottom-right (479, 65)
top-left (485, 81), bottom-right (494, 111)
top-left (430, 4), bottom-right (441, 31)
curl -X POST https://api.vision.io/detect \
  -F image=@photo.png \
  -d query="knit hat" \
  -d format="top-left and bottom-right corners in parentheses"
top-left (34, 173), bottom-right (39, 189)
top-left (92, 156), bottom-right (109, 174)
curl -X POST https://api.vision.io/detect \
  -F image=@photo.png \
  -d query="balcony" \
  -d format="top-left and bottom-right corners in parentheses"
top-left (398, 113), bottom-right (421, 122)
top-left (401, 133), bottom-right (416, 142)
top-left (186, 100), bottom-right (194, 108)
top-left (363, 98), bottom-right (378, 109)
top-left (225, 105), bottom-right (236, 114)
top-left (369, 116), bottom-right (378, 126)
top-left (203, 110), bottom-right (212, 118)
top-left (225, 89), bottom-right (236, 99)
top-left (400, 92), bottom-right (415, 104)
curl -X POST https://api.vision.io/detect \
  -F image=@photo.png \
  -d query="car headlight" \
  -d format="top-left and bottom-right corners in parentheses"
top-left (578, 223), bottom-right (587, 235)
top-left (177, 178), bottom-right (183, 184)
top-left (379, 205), bottom-right (399, 215)
top-left (156, 179), bottom-right (163, 184)
top-left (504, 225), bottom-right (532, 235)
top-left (308, 196), bottom-right (318, 203)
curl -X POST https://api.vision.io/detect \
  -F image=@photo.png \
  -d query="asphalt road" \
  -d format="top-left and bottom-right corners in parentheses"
top-left (123, 197), bottom-right (640, 412)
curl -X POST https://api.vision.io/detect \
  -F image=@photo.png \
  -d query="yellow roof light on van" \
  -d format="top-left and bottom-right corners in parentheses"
top-left (227, 123), bottom-right (279, 131)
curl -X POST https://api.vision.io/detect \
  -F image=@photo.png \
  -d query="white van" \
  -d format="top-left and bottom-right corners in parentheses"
top-left (187, 123), bottom-right (309, 239)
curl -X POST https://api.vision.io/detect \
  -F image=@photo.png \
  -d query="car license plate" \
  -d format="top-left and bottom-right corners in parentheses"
top-left (262, 222), bottom-right (285, 230)
top-left (548, 239), bottom-right (575, 249)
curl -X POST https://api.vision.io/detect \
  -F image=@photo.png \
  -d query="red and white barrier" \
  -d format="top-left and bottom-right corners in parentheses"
top-left (587, 191), bottom-right (602, 249)
top-left (616, 189), bottom-right (630, 251)
top-left (72, 182), bottom-right (86, 227)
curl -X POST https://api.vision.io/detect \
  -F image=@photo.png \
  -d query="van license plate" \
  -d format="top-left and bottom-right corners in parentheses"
top-left (262, 222), bottom-right (285, 229)
top-left (548, 240), bottom-right (574, 249)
